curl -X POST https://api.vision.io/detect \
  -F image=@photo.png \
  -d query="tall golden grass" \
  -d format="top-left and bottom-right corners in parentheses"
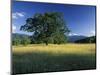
top-left (13, 44), bottom-right (95, 55)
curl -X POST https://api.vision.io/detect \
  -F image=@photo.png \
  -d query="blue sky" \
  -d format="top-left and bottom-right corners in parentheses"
top-left (12, 1), bottom-right (96, 36)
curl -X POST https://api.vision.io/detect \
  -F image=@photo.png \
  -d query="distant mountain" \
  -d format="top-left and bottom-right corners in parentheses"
top-left (75, 36), bottom-right (96, 43)
top-left (68, 35), bottom-right (87, 43)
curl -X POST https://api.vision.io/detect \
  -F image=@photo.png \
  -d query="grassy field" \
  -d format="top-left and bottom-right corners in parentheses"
top-left (12, 44), bottom-right (96, 74)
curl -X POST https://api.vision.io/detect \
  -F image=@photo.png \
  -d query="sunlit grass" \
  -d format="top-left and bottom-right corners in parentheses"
top-left (12, 44), bottom-right (96, 74)
top-left (13, 44), bottom-right (95, 54)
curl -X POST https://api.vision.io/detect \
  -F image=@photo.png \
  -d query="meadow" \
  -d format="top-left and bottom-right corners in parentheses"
top-left (12, 44), bottom-right (96, 74)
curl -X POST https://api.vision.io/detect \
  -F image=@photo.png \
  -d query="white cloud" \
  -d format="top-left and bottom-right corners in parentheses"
top-left (91, 30), bottom-right (95, 35)
top-left (12, 12), bottom-right (25, 19)
top-left (68, 33), bottom-right (78, 36)
top-left (12, 25), bottom-right (16, 33)
top-left (17, 12), bottom-right (25, 17)
top-left (12, 14), bottom-right (18, 19)
top-left (87, 30), bottom-right (95, 37)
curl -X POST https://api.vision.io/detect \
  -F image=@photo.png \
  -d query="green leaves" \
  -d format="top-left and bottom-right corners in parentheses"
top-left (12, 34), bottom-right (31, 46)
top-left (21, 37), bottom-right (31, 46)
top-left (20, 12), bottom-right (70, 45)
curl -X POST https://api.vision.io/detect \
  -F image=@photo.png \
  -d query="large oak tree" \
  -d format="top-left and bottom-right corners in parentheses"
top-left (20, 12), bottom-right (70, 45)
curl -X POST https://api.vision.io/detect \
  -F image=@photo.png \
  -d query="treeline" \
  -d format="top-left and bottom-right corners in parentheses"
top-left (12, 33), bottom-right (68, 46)
top-left (12, 34), bottom-right (96, 46)
top-left (12, 34), bottom-right (31, 46)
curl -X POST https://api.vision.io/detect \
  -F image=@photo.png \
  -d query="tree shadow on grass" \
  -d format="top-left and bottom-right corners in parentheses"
top-left (12, 52), bottom-right (96, 75)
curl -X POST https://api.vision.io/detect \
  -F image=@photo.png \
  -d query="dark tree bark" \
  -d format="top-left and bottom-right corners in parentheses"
top-left (45, 41), bottom-right (48, 45)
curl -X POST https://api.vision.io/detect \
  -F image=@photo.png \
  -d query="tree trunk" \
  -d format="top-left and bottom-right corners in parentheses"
top-left (45, 41), bottom-right (48, 45)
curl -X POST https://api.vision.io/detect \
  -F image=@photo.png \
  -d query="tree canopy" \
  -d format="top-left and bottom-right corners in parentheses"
top-left (20, 12), bottom-right (70, 45)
